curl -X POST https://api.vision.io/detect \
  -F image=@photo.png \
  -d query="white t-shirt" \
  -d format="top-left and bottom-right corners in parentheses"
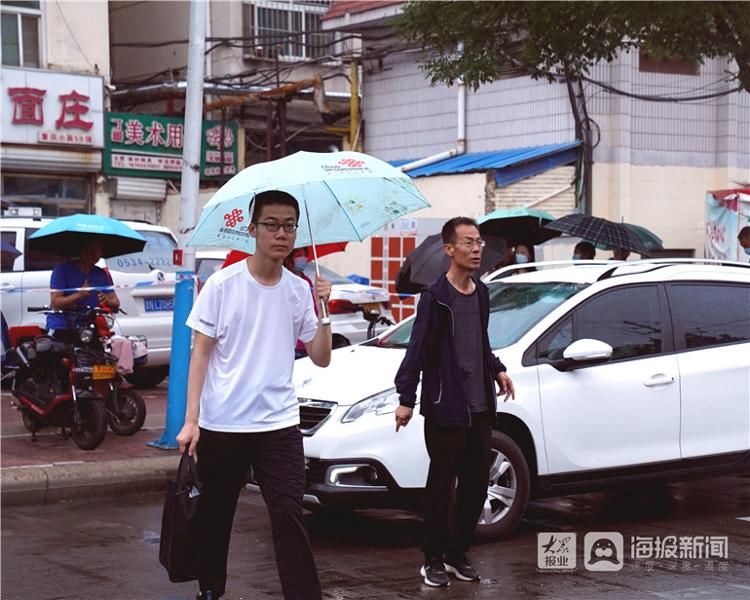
top-left (186, 260), bottom-right (318, 432)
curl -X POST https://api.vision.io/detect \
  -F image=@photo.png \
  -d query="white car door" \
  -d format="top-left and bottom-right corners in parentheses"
top-left (666, 282), bottom-right (750, 457)
top-left (0, 228), bottom-right (24, 330)
top-left (534, 284), bottom-right (681, 474)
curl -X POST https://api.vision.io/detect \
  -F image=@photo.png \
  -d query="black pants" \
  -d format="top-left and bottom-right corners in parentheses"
top-left (196, 426), bottom-right (322, 600)
top-left (422, 411), bottom-right (493, 559)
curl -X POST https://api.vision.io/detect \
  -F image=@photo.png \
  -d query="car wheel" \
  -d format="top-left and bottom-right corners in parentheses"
top-left (332, 334), bottom-right (350, 349)
top-left (125, 366), bottom-right (168, 389)
top-left (475, 431), bottom-right (531, 540)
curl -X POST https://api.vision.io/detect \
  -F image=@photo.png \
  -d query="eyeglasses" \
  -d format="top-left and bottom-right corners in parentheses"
top-left (255, 221), bottom-right (299, 233)
top-left (455, 238), bottom-right (486, 249)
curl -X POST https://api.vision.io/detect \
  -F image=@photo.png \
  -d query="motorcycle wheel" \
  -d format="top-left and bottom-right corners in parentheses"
top-left (107, 388), bottom-right (146, 436)
top-left (21, 408), bottom-right (41, 433)
top-left (70, 399), bottom-right (108, 451)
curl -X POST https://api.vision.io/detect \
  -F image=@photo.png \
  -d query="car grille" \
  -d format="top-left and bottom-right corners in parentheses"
top-left (298, 398), bottom-right (336, 435)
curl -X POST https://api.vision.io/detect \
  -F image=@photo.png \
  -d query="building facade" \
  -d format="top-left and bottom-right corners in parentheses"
top-left (1, 0), bottom-right (110, 219)
top-left (322, 1), bottom-right (750, 263)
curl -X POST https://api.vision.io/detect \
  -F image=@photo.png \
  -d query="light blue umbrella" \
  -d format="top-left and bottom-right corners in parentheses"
top-left (187, 151), bottom-right (431, 255)
top-left (28, 213), bottom-right (146, 258)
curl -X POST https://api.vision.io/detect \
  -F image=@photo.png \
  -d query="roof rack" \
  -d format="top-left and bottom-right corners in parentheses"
top-left (484, 259), bottom-right (614, 281)
top-left (596, 258), bottom-right (750, 281)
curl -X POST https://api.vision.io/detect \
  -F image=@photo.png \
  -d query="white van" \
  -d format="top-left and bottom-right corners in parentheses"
top-left (1, 216), bottom-right (178, 388)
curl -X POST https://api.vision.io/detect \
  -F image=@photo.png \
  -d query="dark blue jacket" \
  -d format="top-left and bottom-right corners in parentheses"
top-left (394, 273), bottom-right (506, 427)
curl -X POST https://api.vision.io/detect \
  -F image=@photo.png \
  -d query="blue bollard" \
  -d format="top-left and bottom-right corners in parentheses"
top-left (149, 271), bottom-right (194, 449)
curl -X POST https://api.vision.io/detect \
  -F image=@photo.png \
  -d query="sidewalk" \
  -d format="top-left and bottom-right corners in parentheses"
top-left (1, 382), bottom-right (180, 505)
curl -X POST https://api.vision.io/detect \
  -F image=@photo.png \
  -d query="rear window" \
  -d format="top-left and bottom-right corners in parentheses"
top-left (23, 228), bottom-right (63, 271)
top-left (668, 283), bottom-right (750, 349)
top-left (105, 230), bottom-right (177, 273)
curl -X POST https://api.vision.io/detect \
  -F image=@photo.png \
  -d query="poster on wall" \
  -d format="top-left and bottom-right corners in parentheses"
top-left (705, 189), bottom-right (750, 261)
top-left (103, 112), bottom-right (239, 180)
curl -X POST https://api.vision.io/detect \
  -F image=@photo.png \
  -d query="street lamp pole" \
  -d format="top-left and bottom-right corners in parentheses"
top-left (150, 0), bottom-right (206, 449)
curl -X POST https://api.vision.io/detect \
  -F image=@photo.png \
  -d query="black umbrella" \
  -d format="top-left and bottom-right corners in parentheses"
top-left (395, 233), bottom-right (507, 295)
top-left (477, 207), bottom-right (561, 246)
top-left (544, 214), bottom-right (651, 256)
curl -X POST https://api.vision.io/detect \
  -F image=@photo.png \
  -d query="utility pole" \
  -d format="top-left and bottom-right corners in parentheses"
top-left (150, 0), bottom-right (206, 449)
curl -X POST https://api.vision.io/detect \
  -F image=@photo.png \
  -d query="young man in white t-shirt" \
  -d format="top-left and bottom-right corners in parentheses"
top-left (177, 190), bottom-right (332, 600)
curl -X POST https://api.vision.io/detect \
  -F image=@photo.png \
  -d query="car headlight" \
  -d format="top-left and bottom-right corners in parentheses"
top-left (79, 328), bottom-right (94, 343)
top-left (342, 388), bottom-right (400, 423)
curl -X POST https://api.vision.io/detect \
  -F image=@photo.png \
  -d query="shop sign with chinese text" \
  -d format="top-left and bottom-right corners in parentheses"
top-left (1, 67), bottom-right (104, 148)
top-left (103, 112), bottom-right (239, 180)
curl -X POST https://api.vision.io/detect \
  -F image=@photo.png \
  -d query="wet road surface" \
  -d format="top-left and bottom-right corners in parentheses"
top-left (2, 475), bottom-right (749, 599)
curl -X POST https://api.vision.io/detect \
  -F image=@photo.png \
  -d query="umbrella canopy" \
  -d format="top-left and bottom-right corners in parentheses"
top-left (544, 214), bottom-right (651, 256)
top-left (187, 151), bottom-right (431, 254)
top-left (28, 213), bottom-right (146, 258)
top-left (595, 223), bottom-right (663, 252)
top-left (477, 207), bottom-right (561, 246)
top-left (395, 233), bottom-right (507, 295)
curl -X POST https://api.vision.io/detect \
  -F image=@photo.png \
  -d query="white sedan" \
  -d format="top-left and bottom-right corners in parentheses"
top-left (290, 260), bottom-right (750, 538)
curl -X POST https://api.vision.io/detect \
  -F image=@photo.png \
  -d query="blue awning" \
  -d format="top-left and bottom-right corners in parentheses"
top-left (395, 141), bottom-right (581, 186)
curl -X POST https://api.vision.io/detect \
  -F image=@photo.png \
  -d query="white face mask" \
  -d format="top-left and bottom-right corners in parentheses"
top-left (293, 256), bottom-right (309, 271)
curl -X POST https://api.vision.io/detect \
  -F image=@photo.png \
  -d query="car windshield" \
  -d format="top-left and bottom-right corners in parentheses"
top-left (375, 282), bottom-right (587, 349)
top-left (105, 231), bottom-right (177, 273)
top-left (303, 262), bottom-right (354, 285)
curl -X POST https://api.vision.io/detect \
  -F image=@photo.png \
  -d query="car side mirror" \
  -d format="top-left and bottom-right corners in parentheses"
top-left (562, 338), bottom-right (613, 364)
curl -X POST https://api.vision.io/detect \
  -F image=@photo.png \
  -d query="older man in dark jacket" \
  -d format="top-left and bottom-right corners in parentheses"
top-left (395, 216), bottom-right (514, 588)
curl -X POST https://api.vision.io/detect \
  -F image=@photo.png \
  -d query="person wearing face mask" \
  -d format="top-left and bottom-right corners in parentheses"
top-left (284, 248), bottom-right (318, 358)
top-left (511, 244), bottom-right (534, 274)
top-left (738, 226), bottom-right (750, 262)
top-left (487, 244), bottom-right (535, 278)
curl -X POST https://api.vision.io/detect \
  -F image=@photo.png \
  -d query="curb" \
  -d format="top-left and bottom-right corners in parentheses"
top-left (0, 455), bottom-right (180, 506)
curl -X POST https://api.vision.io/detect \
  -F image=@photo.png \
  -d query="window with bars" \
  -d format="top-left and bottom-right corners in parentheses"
top-left (1, 0), bottom-right (41, 67)
top-left (243, 0), bottom-right (336, 61)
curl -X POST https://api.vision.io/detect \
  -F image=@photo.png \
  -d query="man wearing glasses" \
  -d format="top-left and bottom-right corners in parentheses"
top-left (177, 190), bottom-right (332, 600)
top-left (394, 216), bottom-right (515, 587)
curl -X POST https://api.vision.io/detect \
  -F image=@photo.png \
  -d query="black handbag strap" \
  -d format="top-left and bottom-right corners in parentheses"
top-left (175, 449), bottom-right (202, 493)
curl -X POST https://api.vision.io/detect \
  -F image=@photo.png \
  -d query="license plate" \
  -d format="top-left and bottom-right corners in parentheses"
top-left (363, 302), bottom-right (380, 314)
top-left (92, 364), bottom-right (117, 380)
top-left (144, 297), bottom-right (174, 312)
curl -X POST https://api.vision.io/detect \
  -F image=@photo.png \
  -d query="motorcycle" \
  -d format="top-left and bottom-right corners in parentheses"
top-left (9, 306), bottom-right (147, 448)
top-left (10, 308), bottom-right (109, 450)
top-left (86, 305), bottom-right (147, 436)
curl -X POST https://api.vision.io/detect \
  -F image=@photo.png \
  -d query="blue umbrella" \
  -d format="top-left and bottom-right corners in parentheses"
top-left (187, 151), bottom-right (431, 255)
top-left (28, 214), bottom-right (146, 258)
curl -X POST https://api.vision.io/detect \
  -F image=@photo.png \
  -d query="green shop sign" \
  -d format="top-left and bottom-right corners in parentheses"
top-left (103, 112), bottom-right (239, 180)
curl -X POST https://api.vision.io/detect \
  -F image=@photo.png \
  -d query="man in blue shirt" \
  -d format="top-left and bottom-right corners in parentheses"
top-left (47, 239), bottom-right (120, 342)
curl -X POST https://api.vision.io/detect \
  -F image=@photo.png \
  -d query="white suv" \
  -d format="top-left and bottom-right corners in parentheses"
top-left (1, 217), bottom-right (177, 388)
top-left (288, 260), bottom-right (750, 538)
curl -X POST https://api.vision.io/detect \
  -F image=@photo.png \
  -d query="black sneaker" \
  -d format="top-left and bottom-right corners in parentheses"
top-left (444, 553), bottom-right (480, 582)
top-left (196, 591), bottom-right (216, 600)
top-left (420, 556), bottom-right (450, 587)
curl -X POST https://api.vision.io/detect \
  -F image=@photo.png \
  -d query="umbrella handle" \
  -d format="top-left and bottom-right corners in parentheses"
top-left (302, 188), bottom-right (331, 325)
